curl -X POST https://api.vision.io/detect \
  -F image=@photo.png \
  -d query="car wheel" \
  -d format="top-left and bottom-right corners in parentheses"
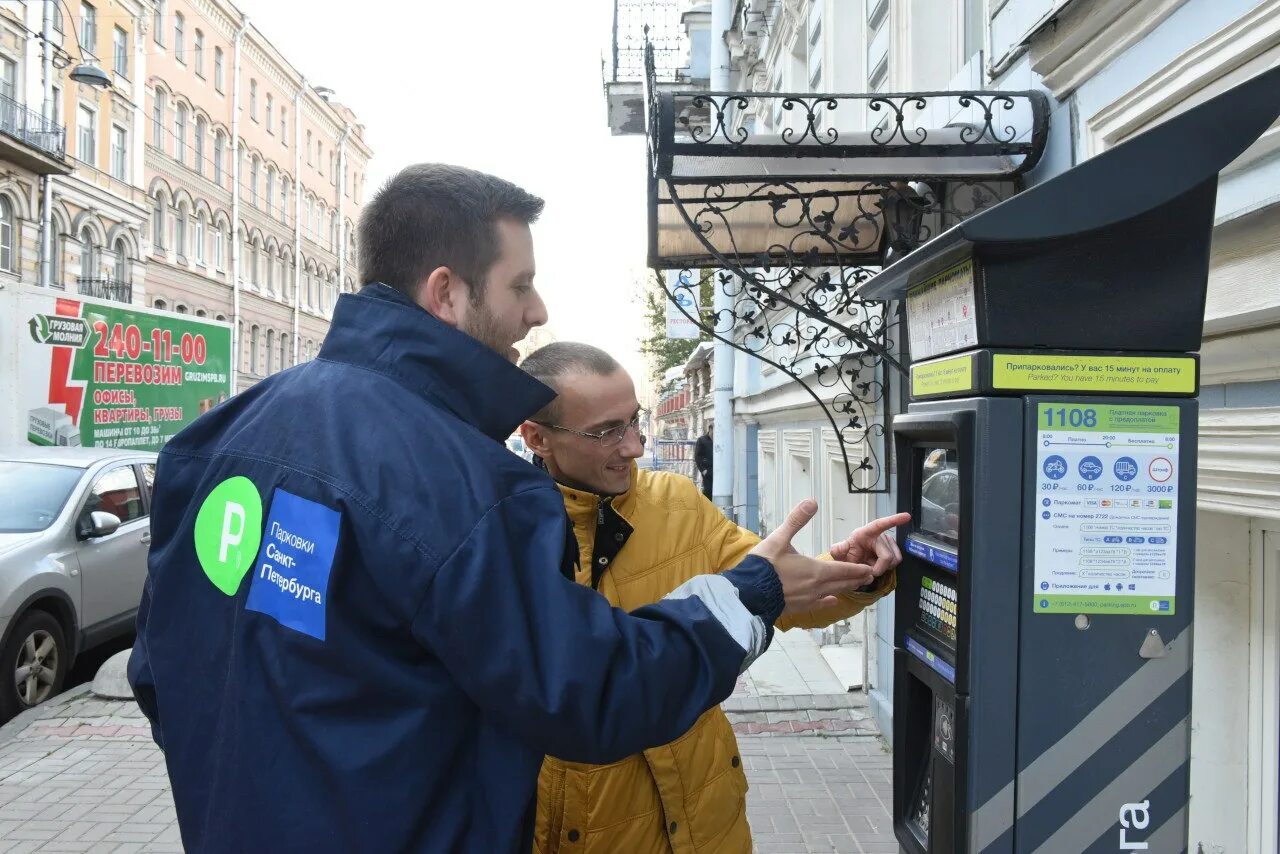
top-left (0, 610), bottom-right (68, 721)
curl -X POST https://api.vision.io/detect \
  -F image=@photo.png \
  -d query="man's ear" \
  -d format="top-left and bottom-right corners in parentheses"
top-left (520, 421), bottom-right (554, 459)
top-left (417, 266), bottom-right (464, 326)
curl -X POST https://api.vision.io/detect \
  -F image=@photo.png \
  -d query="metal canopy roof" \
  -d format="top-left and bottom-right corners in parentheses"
top-left (639, 42), bottom-right (1051, 494)
top-left (646, 84), bottom-right (1050, 271)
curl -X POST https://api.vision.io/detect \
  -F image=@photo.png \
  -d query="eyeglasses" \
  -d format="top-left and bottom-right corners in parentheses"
top-left (532, 411), bottom-right (647, 448)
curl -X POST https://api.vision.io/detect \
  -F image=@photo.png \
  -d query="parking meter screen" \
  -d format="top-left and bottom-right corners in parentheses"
top-left (917, 447), bottom-right (960, 546)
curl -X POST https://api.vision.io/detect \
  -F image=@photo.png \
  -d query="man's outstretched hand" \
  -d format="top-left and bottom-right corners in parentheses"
top-left (828, 512), bottom-right (911, 591)
top-left (750, 500), bottom-right (886, 614)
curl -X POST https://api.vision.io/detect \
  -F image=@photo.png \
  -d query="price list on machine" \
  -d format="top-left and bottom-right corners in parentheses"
top-left (1033, 403), bottom-right (1180, 615)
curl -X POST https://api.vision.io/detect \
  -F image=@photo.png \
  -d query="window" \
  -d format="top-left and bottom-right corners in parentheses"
top-left (153, 1), bottom-right (163, 45)
top-left (249, 325), bottom-right (259, 375)
top-left (330, 212), bottom-right (338, 252)
top-left (110, 124), bottom-right (127, 180)
top-left (266, 329), bottom-right (275, 374)
top-left (174, 103), bottom-right (187, 166)
top-left (306, 130), bottom-right (312, 163)
top-left (175, 304), bottom-right (187, 314)
top-left (266, 247), bottom-right (274, 293)
top-left (151, 90), bottom-right (164, 149)
top-left (80, 2), bottom-right (97, 56)
top-left (83, 465), bottom-right (144, 525)
top-left (280, 333), bottom-right (289, 369)
top-left (329, 152), bottom-right (336, 183)
top-left (174, 13), bottom-right (185, 62)
top-left (77, 104), bottom-right (96, 166)
top-left (194, 117), bottom-right (206, 175)
top-left (214, 47), bottom-right (224, 92)
top-left (195, 215), bottom-right (205, 264)
top-left (194, 309), bottom-right (206, 317)
top-left (250, 158), bottom-right (259, 207)
top-left (79, 226), bottom-right (96, 278)
top-left (279, 179), bottom-right (288, 224)
top-left (249, 80), bottom-right (257, 121)
top-left (248, 240), bottom-right (258, 285)
top-left (317, 142), bottom-right (323, 174)
top-left (174, 205), bottom-right (186, 258)
top-left (50, 84), bottom-right (62, 128)
top-left (303, 197), bottom-right (311, 236)
top-left (213, 132), bottom-right (224, 185)
top-left (194, 30), bottom-right (204, 76)
top-left (0, 196), bottom-right (13, 273)
top-left (151, 194), bottom-right (164, 250)
top-left (112, 26), bottom-right (127, 77)
top-left (265, 168), bottom-right (274, 216)
top-left (280, 108), bottom-right (287, 142)
top-left (113, 238), bottom-right (128, 283)
top-left (214, 224), bottom-right (224, 270)
top-left (266, 94), bottom-right (273, 133)
top-left (153, 298), bottom-right (167, 310)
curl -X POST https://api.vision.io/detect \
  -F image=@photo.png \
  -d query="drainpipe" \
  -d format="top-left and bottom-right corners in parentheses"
top-left (230, 17), bottom-right (247, 391)
top-left (292, 79), bottom-right (303, 365)
top-left (38, 0), bottom-right (54, 288)
top-left (336, 123), bottom-right (350, 301)
top-left (710, 0), bottom-right (735, 518)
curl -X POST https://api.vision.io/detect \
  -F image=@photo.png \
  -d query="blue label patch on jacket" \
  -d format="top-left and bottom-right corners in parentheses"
top-left (245, 489), bottom-right (340, 640)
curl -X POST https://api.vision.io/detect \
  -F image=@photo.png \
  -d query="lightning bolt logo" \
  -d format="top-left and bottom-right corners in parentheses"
top-left (47, 298), bottom-right (85, 426)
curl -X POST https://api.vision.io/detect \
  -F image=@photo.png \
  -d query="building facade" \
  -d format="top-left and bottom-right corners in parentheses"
top-left (142, 0), bottom-right (372, 390)
top-left (0, 1), bottom-right (151, 304)
top-left (619, 0), bottom-right (1280, 848)
top-left (0, 0), bottom-right (372, 395)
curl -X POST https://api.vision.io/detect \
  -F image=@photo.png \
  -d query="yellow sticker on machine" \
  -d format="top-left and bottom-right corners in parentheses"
top-left (912, 354), bottom-right (975, 396)
top-left (992, 354), bottom-right (1196, 393)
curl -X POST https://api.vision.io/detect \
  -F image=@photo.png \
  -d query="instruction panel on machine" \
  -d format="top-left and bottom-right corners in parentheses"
top-left (1033, 403), bottom-right (1180, 615)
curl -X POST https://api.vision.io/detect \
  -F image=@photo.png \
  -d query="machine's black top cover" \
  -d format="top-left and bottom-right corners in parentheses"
top-left (858, 65), bottom-right (1280, 354)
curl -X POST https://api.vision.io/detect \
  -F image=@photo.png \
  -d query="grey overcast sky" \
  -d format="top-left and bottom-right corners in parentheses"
top-left (240, 0), bottom-right (653, 384)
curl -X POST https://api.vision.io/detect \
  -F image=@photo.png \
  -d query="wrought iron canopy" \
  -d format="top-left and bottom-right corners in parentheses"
top-left (646, 85), bottom-right (1049, 270)
top-left (641, 42), bottom-right (1050, 494)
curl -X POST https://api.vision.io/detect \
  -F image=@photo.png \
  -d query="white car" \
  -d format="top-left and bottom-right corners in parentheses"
top-left (0, 446), bottom-right (158, 721)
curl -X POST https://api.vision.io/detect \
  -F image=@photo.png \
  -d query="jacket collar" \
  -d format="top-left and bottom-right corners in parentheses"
top-left (318, 282), bottom-right (555, 442)
top-left (555, 461), bottom-right (641, 525)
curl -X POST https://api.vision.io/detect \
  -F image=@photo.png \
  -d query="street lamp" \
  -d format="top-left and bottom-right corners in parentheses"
top-left (69, 61), bottom-right (111, 89)
top-left (50, 0), bottom-right (111, 90)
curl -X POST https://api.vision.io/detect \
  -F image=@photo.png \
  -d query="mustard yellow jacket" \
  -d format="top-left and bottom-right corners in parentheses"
top-left (533, 466), bottom-right (894, 854)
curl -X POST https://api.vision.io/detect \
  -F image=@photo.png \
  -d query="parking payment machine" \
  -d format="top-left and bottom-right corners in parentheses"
top-left (855, 68), bottom-right (1280, 854)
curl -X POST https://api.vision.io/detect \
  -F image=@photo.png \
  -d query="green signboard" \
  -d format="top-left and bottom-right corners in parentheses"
top-left (21, 292), bottom-right (233, 451)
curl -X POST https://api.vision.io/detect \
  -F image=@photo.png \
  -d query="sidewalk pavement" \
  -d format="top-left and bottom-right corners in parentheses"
top-left (0, 630), bottom-right (894, 853)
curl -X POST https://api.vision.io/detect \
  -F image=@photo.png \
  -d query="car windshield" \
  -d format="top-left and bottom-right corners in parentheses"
top-left (0, 461), bottom-right (84, 533)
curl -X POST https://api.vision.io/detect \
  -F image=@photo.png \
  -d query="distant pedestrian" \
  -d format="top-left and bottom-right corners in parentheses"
top-left (694, 423), bottom-right (714, 500)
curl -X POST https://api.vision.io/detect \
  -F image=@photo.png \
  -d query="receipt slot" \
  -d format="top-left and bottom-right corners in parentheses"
top-left (854, 69), bottom-right (1280, 854)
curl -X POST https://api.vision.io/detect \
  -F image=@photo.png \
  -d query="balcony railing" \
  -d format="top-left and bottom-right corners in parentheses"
top-left (0, 92), bottom-right (65, 160)
top-left (78, 277), bottom-right (132, 303)
top-left (611, 0), bottom-right (685, 84)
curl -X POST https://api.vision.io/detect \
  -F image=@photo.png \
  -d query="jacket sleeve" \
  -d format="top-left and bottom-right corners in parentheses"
top-left (698, 496), bottom-right (898, 632)
top-left (408, 486), bottom-right (782, 766)
top-left (126, 577), bottom-right (163, 750)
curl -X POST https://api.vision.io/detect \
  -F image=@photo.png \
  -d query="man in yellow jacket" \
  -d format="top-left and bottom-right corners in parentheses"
top-left (519, 342), bottom-right (907, 854)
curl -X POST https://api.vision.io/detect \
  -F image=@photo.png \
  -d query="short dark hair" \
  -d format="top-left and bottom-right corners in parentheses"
top-left (358, 164), bottom-right (544, 300)
top-left (520, 342), bottom-right (623, 421)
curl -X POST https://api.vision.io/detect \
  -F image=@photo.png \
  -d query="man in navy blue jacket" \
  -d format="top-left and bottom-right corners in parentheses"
top-left (129, 164), bottom-right (874, 853)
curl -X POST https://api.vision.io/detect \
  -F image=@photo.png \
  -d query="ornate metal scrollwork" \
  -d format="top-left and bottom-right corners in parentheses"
top-left (642, 42), bottom-right (1049, 494)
